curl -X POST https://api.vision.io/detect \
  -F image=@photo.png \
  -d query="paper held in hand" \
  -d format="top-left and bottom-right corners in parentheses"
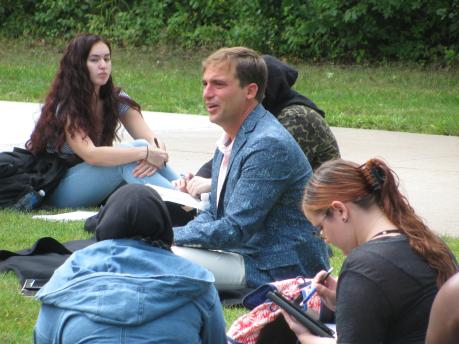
top-left (146, 184), bottom-right (206, 210)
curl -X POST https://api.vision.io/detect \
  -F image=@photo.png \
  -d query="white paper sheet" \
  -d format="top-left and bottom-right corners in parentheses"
top-left (33, 211), bottom-right (97, 222)
top-left (32, 186), bottom-right (205, 222)
top-left (147, 184), bottom-right (206, 210)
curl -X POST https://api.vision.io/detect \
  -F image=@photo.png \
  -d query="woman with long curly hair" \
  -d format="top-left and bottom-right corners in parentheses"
top-left (281, 158), bottom-right (457, 344)
top-left (27, 33), bottom-right (179, 208)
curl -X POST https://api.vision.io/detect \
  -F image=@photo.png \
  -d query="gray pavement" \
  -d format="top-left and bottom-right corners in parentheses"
top-left (1, 100), bottom-right (458, 237)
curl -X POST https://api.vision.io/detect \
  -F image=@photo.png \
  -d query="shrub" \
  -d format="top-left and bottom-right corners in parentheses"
top-left (0, 0), bottom-right (457, 64)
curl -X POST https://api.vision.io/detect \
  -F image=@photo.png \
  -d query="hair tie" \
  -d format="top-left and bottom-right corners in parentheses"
top-left (360, 160), bottom-right (385, 193)
top-left (370, 165), bottom-right (385, 191)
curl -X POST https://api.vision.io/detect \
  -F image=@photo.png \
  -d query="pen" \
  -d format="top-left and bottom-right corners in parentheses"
top-left (301, 267), bottom-right (333, 305)
top-left (319, 267), bottom-right (334, 284)
top-left (154, 137), bottom-right (166, 167)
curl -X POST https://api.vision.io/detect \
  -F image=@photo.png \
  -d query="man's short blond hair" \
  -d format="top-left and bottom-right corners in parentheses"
top-left (202, 47), bottom-right (267, 102)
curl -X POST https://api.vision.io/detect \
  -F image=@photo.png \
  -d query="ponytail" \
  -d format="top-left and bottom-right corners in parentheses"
top-left (304, 158), bottom-right (457, 287)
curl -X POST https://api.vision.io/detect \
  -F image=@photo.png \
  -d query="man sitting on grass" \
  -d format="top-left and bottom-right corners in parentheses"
top-left (172, 46), bottom-right (329, 292)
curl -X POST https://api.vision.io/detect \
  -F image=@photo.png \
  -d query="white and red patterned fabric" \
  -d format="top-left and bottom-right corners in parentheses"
top-left (227, 277), bottom-right (321, 344)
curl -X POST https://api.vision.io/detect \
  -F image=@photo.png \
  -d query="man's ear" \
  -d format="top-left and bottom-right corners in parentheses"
top-left (246, 83), bottom-right (258, 100)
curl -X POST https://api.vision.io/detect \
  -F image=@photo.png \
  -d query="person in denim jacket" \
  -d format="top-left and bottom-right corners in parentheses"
top-left (34, 184), bottom-right (226, 344)
top-left (173, 47), bottom-right (329, 291)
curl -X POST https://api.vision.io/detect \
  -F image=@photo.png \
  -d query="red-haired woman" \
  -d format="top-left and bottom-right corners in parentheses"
top-left (282, 158), bottom-right (457, 343)
top-left (27, 34), bottom-right (178, 208)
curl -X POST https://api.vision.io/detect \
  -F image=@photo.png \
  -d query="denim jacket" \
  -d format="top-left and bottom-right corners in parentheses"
top-left (34, 239), bottom-right (227, 344)
top-left (174, 104), bottom-right (329, 287)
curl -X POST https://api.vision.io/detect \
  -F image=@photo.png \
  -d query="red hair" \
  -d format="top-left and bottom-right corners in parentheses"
top-left (303, 158), bottom-right (457, 287)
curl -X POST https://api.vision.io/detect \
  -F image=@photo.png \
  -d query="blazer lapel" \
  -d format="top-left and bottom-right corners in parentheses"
top-left (211, 150), bottom-right (223, 211)
top-left (215, 105), bottom-right (267, 212)
top-left (227, 105), bottom-right (265, 171)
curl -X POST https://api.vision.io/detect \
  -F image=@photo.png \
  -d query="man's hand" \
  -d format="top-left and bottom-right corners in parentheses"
top-left (172, 172), bottom-right (193, 193)
top-left (173, 173), bottom-right (211, 198)
top-left (186, 176), bottom-right (211, 198)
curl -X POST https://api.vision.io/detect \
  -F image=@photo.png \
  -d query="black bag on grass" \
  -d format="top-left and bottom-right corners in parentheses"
top-left (0, 147), bottom-right (67, 209)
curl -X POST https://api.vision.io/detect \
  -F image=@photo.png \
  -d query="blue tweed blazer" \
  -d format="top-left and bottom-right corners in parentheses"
top-left (174, 104), bottom-right (329, 287)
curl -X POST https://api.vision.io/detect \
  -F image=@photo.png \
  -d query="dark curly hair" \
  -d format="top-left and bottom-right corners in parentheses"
top-left (27, 33), bottom-right (139, 154)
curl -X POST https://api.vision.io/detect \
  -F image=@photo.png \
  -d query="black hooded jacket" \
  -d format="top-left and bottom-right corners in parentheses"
top-left (262, 55), bottom-right (325, 118)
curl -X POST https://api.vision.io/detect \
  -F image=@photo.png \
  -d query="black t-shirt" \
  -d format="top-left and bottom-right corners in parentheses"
top-left (336, 235), bottom-right (438, 344)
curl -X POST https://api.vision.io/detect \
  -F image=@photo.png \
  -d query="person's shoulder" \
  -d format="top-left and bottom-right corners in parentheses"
top-left (343, 236), bottom-right (436, 283)
top-left (342, 245), bottom-right (373, 269)
top-left (353, 235), bottom-right (410, 256)
top-left (278, 104), bottom-right (327, 124)
top-left (250, 113), bottom-right (309, 165)
top-left (432, 273), bottom-right (459, 322)
top-left (246, 105), bottom-right (306, 153)
top-left (343, 237), bottom-right (407, 268)
top-left (426, 273), bottom-right (459, 344)
top-left (248, 124), bottom-right (299, 155)
top-left (118, 89), bottom-right (130, 99)
top-left (251, 108), bottom-right (294, 140)
top-left (247, 111), bottom-right (281, 139)
top-left (438, 273), bottom-right (459, 300)
top-left (117, 90), bottom-right (132, 115)
top-left (247, 104), bottom-right (277, 127)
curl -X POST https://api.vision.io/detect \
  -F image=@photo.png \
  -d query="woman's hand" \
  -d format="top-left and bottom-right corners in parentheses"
top-left (146, 145), bottom-right (168, 168)
top-left (280, 310), bottom-right (312, 338)
top-left (280, 310), bottom-right (336, 344)
top-left (133, 160), bottom-right (158, 178)
top-left (156, 138), bottom-right (167, 152)
top-left (314, 270), bottom-right (338, 312)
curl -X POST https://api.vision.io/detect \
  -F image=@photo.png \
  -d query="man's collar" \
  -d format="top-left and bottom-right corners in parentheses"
top-left (232, 102), bottom-right (265, 133)
top-left (223, 101), bottom-right (259, 138)
top-left (216, 133), bottom-right (233, 153)
top-left (238, 103), bottom-right (266, 134)
top-left (215, 104), bottom-right (267, 166)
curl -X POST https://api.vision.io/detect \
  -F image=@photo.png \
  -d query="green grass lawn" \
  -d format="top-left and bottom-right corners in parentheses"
top-left (1, 40), bottom-right (458, 342)
top-left (1, 208), bottom-right (459, 343)
top-left (1, 40), bottom-right (458, 135)
top-left (0, 209), bottom-right (247, 342)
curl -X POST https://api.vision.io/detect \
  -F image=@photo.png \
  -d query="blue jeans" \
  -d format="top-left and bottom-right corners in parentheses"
top-left (46, 140), bottom-right (179, 208)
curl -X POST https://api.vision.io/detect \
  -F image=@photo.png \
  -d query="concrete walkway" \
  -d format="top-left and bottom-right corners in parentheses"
top-left (1, 100), bottom-right (458, 237)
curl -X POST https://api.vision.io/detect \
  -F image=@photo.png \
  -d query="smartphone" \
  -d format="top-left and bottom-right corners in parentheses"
top-left (267, 290), bottom-right (335, 338)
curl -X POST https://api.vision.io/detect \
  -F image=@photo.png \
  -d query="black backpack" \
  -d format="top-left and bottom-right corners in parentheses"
top-left (0, 147), bottom-right (68, 209)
